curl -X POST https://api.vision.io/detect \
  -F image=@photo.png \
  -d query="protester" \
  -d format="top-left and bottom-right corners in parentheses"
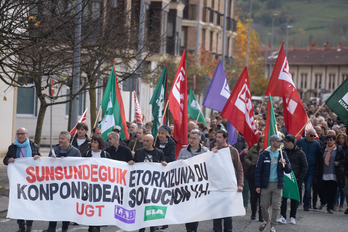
top-left (296, 128), bottom-right (321, 211)
top-left (278, 134), bottom-right (308, 225)
top-left (334, 133), bottom-right (348, 211)
top-left (3, 127), bottom-right (41, 232)
top-left (128, 134), bottom-right (167, 232)
top-left (244, 135), bottom-right (265, 221)
top-left (233, 131), bottom-right (246, 154)
top-left (128, 127), bottom-right (146, 156)
top-left (197, 122), bottom-right (209, 139)
top-left (45, 131), bottom-right (81, 232)
top-left (105, 132), bottom-right (132, 162)
top-left (212, 130), bottom-right (243, 232)
top-left (92, 127), bottom-right (110, 148)
top-left (82, 136), bottom-right (110, 232)
top-left (71, 122), bottom-right (91, 155)
top-left (316, 134), bottom-right (345, 214)
top-left (177, 129), bottom-right (208, 232)
top-left (239, 143), bottom-right (250, 212)
top-left (255, 135), bottom-right (292, 232)
top-left (154, 125), bottom-right (176, 162)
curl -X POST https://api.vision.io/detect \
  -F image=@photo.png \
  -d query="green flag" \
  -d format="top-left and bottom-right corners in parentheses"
top-left (325, 77), bottom-right (348, 127)
top-left (188, 88), bottom-right (207, 125)
top-left (99, 64), bottom-right (129, 141)
top-left (264, 96), bottom-right (277, 149)
top-left (283, 170), bottom-right (300, 203)
top-left (150, 64), bottom-right (167, 136)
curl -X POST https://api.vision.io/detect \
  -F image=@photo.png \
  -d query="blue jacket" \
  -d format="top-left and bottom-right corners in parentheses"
top-left (255, 148), bottom-right (292, 189)
top-left (296, 138), bottom-right (321, 171)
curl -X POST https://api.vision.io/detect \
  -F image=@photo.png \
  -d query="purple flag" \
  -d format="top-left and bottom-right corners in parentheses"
top-left (203, 60), bottom-right (237, 145)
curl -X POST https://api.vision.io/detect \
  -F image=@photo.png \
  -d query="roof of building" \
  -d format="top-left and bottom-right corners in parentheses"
top-left (263, 42), bottom-right (348, 66)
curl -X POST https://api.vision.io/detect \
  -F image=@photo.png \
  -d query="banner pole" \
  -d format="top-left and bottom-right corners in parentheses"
top-left (154, 100), bottom-right (170, 147)
top-left (274, 114), bottom-right (285, 168)
top-left (195, 108), bottom-right (202, 122)
top-left (295, 102), bottom-right (326, 138)
top-left (143, 104), bottom-right (151, 123)
top-left (93, 105), bottom-right (102, 129)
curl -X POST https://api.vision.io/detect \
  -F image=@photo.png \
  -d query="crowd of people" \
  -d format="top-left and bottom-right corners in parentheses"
top-left (3, 98), bottom-right (348, 232)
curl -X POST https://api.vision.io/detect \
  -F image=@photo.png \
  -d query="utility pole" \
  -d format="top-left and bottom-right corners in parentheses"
top-left (245, 0), bottom-right (252, 67)
top-left (195, 0), bottom-right (202, 55)
top-left (222, 0), bottom-right (227, 65)
top-left (269, 14), bottom-right (277, 79)
top-left (71, 0), bottom-right (82, 127)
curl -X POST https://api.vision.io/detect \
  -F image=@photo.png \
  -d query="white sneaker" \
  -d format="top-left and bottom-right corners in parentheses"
top-left (270, 226), bottom-right (276, 232)
top-left (277, 215), bottom-right (286, 224)
top-left (290, 217), bottom-right (296, 224)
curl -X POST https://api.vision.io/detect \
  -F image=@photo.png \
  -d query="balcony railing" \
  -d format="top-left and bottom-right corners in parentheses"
top-left (215, 11), bottom-right (221, 26)
top-left (183, 4), bottom-right (197, 20)
top-left (203, 7), bottom-right (214, 23)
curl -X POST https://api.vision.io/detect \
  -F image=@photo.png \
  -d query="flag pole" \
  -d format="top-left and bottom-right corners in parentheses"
top-left (154, 100), bottom-right (170, 147)
top-left (195, 108), bottom-right (202, 122)
top-left (93, 105), bottom-right (102, 129)
top-left (143, 104), bottom-right (151, 123)
top-left (70, 130), bottom-right (77, 144)
top-left (295, 102), bottom-right (326, 138)
top-left (256, 95), bottom-right (266, 120)
top-left (272, 96), bottom-right (285, 167)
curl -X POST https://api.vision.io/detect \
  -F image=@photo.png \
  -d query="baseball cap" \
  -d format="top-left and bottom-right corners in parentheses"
top-left (269, 135), bottom-right (281, 142)
top-left (113, 125), bottom-right (121, 132)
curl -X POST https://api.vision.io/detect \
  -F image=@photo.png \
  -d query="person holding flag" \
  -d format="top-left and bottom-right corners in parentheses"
top-left (278, 134), bottom-right (308, 225)
top-left (256, 135), bottom-right (292, 232)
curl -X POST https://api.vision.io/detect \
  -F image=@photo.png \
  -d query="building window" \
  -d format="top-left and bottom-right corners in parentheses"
top-left (65, 88), bottom-right (85, 116)
top-left (342, 74), bottom-right (348, 84)
top-left (329, 74), bottom-right (335, 89)
top-left (17, 77), bottom-right (36, 115)
top-left (301, 73), bottom-right (307, 88)
top-left (315, 74), bottom-right (322, 88)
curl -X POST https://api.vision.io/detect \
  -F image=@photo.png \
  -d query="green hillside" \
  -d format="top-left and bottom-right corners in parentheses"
top-left (239, 0), bottom-right (348, 47)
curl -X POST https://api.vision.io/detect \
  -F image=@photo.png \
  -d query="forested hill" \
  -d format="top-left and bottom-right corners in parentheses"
top-left (238, 0), bottom-right (348, 47)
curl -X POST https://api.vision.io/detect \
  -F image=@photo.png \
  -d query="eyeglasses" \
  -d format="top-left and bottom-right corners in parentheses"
top-left (16, 133), bottom-right (26, 136)
top-left (189, 137), bottom-right (198, 140)
top-left (310, 135), bottom-right (316, 137)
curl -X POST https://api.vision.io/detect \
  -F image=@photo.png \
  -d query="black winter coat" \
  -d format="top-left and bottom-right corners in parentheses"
top-left (155, 137), bottom-right (176, 163)
top-left (283, 145), bottom-right (308, 183)
top-left (315, 144), bottom-right (345, 188)
top-left (82, 150), bottom-right (111, 158)
top-left (133, 148), bottom-right (166, 163)
top-left (71, 135), bottom-right (91, 156)
top-left (3, 140), bottom-right (41, 165)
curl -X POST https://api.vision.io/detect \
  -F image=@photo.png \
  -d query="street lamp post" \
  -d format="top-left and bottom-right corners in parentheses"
top-left (246, 0), bottom-right (253, 67)
top-left (269, 14), bottom-right (277, 79)
top-left (264, 34), bottom-right (269, 78)
top-left (286, 19), bottom-right (293, 57)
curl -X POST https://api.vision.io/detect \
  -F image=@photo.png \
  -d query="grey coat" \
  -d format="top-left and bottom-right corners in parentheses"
top-left (177, 144), bottom-right (208, 160)
top-left (49, 144), bottom-right (81, 157)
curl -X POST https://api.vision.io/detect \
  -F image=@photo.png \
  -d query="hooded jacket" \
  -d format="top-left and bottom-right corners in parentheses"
top-left (283, 145), bottom-right (308, 183)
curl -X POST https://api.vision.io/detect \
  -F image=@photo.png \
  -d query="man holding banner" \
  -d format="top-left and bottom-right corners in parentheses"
top-left (3, 127), bottom-right (41, 232)
top-left (278, 134), bottom-right (308, 225)
top-left (256, 135), bottom-right (291, 232)
top-left (212, 130), bottom-right (243, 232)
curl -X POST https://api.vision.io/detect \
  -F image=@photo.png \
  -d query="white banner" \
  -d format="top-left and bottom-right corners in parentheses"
top-left (7, 148), bottom-right (244, 231)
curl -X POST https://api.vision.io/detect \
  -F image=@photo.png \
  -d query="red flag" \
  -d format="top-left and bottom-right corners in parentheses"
top-left (69, 108), bottom-right (88, 136)
top-left (133, 91), bottom-right (143, 124)
top-left (168, 51), bottom-right (188, 159)
top-left (265, 43), bottom-right (308, 139)
top-left (220, 67), bottom-right (259, 148)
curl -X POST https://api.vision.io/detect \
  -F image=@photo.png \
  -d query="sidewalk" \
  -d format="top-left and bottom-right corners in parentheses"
top-left (0, 147), bottom-right (50, 213)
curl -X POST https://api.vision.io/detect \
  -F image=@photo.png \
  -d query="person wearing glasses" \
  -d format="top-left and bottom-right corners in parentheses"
top-left (3, 127), bottom-right (41, 232)
top-left (296, 128), bottom-right (321, 211)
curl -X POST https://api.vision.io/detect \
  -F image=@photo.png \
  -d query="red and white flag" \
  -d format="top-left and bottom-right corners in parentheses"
top-left (265, 43), bottom-right (308, 139)
top-left (133, 91), bottom-right (143, 124)
top-left (69, 108), bottom-right (88, 136)
top-left (220, 67), bottom-right (259, 148)
top-left (168, 51), bottom-right (188, 159)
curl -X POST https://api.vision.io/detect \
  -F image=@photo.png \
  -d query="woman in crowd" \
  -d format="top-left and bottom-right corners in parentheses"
top-left (334, 133), bottom-right (348, 211)
top-left (244, 135), bottom-right (264, 221)
top-left (82, 136), bottom-right (110, 232)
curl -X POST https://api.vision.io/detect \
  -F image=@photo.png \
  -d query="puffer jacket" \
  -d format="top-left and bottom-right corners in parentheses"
top-left (283, 145), bottom-right (308, 182)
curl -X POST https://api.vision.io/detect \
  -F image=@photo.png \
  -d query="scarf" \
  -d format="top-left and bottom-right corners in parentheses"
top-left (325, 144), bottom-right (336, 166)
top-left (14, 138), bottom-right (32, 158)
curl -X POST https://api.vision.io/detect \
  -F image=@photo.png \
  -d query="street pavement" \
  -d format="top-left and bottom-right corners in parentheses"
top-left (0, 149), bottom-right (348, 231)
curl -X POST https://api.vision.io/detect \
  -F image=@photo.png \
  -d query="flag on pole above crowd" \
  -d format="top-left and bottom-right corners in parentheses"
top-left (220, 67), bottom-right (259, 148)
top-left (203, 60), bottom-right (237, 145)
top-left (325, 77), bottom-right (348, 127)
top-left (99, 62), bottom-right (129, 141)
top-left (264, 96), bottom-right (277, 150)
top-left (188, 88), bottom-right (207, 126)
top-left (133, 91), bottom-right (143, 124)
top-left (69, 108), bottom-right (88, 136)
top-left (168, 51), bottom-right (188, 159)
top-left (150, 64), bottom-right (168, 136)
top-left (265, 42), bottom-right (308, 139)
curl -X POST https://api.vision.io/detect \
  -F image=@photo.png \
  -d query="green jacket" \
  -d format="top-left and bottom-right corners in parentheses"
top-left (244, 144), bottom-right (261, 167)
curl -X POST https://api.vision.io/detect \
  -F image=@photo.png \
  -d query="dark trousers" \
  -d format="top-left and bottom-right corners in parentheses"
top-left (300, 170), bottom-right (314, 208)
top-left (280, 197), bottom-right (298, 219)
top-left (48, 221), bottom-right (70, 230)
top-left (319, 180), bottom-right (338, 210)
top-left (17, 220), bottom-right (33, 229)
top-left (139, 227), bottom-right (156, 232)
top-left (249, 181), bottom-right (262, 218)
top-left (312, 180), bottom-right (319, 207)
top-left (213, 217), bottom-right (232, 232)
top-left (88, 226), bottom-right (101, 232)
top-left (185, 221), bottom-right (199, 232)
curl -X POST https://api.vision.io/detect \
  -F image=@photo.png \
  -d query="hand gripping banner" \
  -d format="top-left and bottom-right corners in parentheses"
top-left (7, 148), bottom-right (245, 231)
